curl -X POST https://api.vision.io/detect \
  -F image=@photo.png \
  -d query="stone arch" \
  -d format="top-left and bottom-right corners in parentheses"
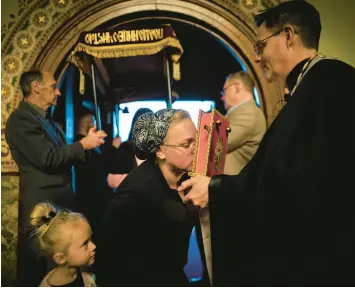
top-left (2, 0), bottom-right (284, 172)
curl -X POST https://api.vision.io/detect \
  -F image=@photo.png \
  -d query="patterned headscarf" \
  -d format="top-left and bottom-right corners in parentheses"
top-left (132, 108), bottom-right (180, 160)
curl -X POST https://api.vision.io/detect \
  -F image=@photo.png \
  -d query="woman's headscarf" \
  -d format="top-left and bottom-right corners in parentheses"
top-left (132, 108), bottom-right (181, 160)
top-left (128, 108), bottom-right (153, 141)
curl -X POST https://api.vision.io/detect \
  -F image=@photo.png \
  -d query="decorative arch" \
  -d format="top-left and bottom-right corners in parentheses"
top-left (1, 0), bottom-right (284, 172)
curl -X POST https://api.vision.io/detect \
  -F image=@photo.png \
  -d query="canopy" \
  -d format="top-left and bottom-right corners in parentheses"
top-left (65, 24), bottom-right (183, 95)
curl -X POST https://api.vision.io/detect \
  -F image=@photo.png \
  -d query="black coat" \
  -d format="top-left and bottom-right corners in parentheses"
top-left (208, 59), bottom-right (355, 286)
top-left (74, 135), bottom-right (113, 237)
top-left (106, 140), bottom-right (137, 174)
top-left (5, 101), bottom-right (85, 229)
top-left (95, 160), bottom-right (207, 286)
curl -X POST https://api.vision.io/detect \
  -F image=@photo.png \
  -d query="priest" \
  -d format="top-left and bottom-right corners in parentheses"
top-left (178, 1), bottom-right (355, 286)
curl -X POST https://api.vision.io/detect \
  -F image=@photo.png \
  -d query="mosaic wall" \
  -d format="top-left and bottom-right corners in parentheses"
top-left (1, 0), bottom-right (97, 173)
top-left (1, 175), bottom-right (19, 286)
top-left (1, 0), bottom-right (281, 284)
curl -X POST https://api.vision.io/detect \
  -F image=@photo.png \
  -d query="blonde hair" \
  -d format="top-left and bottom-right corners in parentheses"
top-left (169, 110), bottom-right (191, 126)
top-left (228, 71), bottom-right (255, 93)
top-left (164, 110), bottom-right (191, 142)
top-left (29, 202), bottom-right (86, 256)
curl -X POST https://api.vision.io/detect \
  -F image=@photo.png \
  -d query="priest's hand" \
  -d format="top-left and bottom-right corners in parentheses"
top-left (178, 176), bottom-right (211, 208)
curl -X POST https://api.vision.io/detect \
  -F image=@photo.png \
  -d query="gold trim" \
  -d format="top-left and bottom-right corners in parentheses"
top-left (70, 37), bottom-right (183, 60)
top-left (203, 108), bottom-right (215, 175)
top-left (191, 110), bottom-right (202, 173)
top-left (211, 107), bottom-right (225, 118)
top-left (214, 137), bottom-right (223, 172)
top-left (68, 36), bottom-right (183, 81)
top-left (191, 108), bottom-right (222, 176)
top-left (188, 172), bottom-right (205, 177)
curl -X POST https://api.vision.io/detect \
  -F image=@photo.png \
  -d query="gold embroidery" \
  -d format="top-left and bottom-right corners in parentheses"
top-left (203, 109), bottom-right (215, 175)
top-left (84, 29), bottom-right (164, 45)
top-left (68, 37), bottom-right (182, 81)
top-left (214, 137), bottom-right (223, 172)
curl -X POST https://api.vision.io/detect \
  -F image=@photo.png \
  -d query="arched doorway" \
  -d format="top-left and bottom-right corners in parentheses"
top-left (35, 0), bottom-right (283, 124)
top-left (1, 0), bottom-right (284, 285)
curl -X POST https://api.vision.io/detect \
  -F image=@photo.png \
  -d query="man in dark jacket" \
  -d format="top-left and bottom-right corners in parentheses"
top-left (178, 1), bottom-right (355, 286)
top-left (74, 113), bottom-right (113, 239)
top-left (5, 69), bottom-right (106, 286)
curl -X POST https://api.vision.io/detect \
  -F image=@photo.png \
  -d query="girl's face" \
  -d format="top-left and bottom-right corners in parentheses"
top-left (61, 220), bottom-right (96, 267)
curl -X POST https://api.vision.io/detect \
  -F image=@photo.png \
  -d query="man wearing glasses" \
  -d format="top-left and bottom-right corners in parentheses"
top-left (178, 1), bottom-right (355, 286)
top-left (221, 71), bottom-right (266, 175)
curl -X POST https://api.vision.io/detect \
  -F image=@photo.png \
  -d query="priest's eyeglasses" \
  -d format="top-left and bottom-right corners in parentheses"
top-left (254, 28), bottom-right (285, 56)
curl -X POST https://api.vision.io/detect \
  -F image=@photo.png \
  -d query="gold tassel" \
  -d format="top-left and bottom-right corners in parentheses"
top-left (72, 37), bottom-right (183, 63)
top-left (173, 62), bottom-right (181, 81)
top-left (69, 37), bottom-right (184, 83)
top-left (79, 69), bottom-right (85, 95)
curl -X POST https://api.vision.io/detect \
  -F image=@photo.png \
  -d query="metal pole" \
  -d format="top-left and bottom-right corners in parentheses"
top-left (91, 63), bottom-right (102, 130)
top-left (115, 104), bottom-right (120, 138)
top-left (65, 65), bottom-right (75, 193)
top-left (65, 65), bottom-right (75, 144)
top-left (50, 65), bottom-right (69, 120)
top-left (165, 51), bottom-right (173, 108)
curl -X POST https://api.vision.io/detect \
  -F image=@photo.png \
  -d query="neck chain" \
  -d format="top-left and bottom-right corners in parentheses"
top-left (286, 54), bottom-right (322, 96)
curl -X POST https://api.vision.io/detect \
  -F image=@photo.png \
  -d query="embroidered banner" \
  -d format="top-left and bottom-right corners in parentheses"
top-left (65, 24), bottom-right (183, 93)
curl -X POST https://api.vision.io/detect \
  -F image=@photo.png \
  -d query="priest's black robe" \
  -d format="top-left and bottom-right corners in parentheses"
top-left (209, 58), bottom-right (355, 286)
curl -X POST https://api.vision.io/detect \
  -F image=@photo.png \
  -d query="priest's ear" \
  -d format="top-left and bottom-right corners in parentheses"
top-left (284, 26), bottom-right (296, 47)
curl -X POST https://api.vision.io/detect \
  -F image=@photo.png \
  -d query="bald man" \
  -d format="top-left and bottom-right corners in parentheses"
top-left (5, 69), bottom-right (106, 286)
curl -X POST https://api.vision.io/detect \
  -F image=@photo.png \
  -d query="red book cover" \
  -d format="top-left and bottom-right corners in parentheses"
top-left (190, 108), bottom-right (231, 177)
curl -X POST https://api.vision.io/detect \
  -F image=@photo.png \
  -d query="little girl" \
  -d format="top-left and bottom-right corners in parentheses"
top-left (29, 202), bottom-right (96, 287)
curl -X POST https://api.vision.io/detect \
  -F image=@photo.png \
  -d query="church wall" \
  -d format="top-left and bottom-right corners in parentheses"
top-left (308, 0), bottom-right (355, 67)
